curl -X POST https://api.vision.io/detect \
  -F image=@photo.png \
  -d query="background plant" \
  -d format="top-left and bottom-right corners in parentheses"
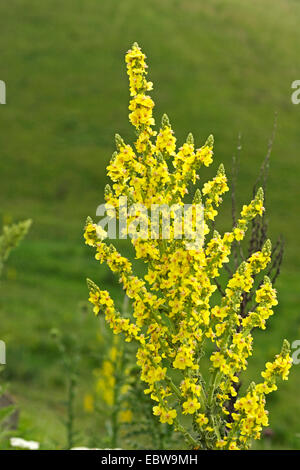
top-left (0, 218), bottom-right (31, 448)
top-left (51, 328), bottom-right (81, 450)
top-left (83, 331), bottom-right (132, 449)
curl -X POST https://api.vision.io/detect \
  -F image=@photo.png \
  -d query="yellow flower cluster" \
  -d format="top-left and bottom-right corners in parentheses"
top-left (217, 340), bottom-right (292, 449)
top-left (126, 43), bottom-right (156, 157)
top-left (84, 337), bottom-right (133, 425)
top-left (84, 43), bottom-right (292, 450)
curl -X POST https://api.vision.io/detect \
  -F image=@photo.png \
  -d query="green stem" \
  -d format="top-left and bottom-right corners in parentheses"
top-left (66, 376), bottom-right (76, 449)
top-left (176, 421), bottom-right (200, 449)
top-left (165, 375), bottom-right (182, 400)
top-left (208, 370), bottom-right (220, 407)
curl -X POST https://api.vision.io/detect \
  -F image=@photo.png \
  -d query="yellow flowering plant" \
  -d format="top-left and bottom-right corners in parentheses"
top-left (84, 43), bottom-right (292, 450)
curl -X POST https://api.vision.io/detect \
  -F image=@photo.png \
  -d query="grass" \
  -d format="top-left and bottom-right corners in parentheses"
top-left (0, 0), bottom-right (300, 448)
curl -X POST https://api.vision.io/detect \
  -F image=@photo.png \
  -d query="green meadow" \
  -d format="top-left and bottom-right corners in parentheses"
top-left (0, 0), bottom-right (300, 448)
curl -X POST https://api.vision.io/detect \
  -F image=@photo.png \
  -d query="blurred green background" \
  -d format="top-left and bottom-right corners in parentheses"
top-left (0, 0), bottom-right (300, 449)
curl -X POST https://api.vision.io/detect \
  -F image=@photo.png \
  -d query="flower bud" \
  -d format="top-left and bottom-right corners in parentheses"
top-left (115, 133), bottom-right (125, 150)
top-left (205, 134), bottom-right (214, 148)
top-left (186, 132), bottom-right (194, 145)
top-left (161, 113), bottom-right (170, 129)
top-left (281, 339), bottom-right (290, 357)
top-left (193, 189), bottom-right (202, 204)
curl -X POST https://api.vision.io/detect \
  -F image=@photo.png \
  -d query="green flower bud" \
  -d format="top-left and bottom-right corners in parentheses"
top-left (256, 187), bottom-right (264, 203)
top-left (85, 216), bottom-right (93, 227)
top-left (156, 152), bottom-right (164, 163)
top-left (161, 113), bottom-right (170, 129)
top-left (105, 184), bottom-right (112, 197)
top-left (193, 189), bottom-right (202, 204)
top-left (205, 134), bottom-right (214, 148)
top-left (238, 261), bottom-right (247, 274)
top-left (281, 339), bottom-right (291, 357)
top-left (262, 239), bottom-right (272, 256)
top-left (217, 163), bottom-right (225, 176)
top-left (263, 275), bottom-right (271, 285)
top-left (86, 278), bottom-right (99, 293)
top-left (115, 133), bottom-right (125, 150)
top-left (186, 132), bottom-right (194, 145)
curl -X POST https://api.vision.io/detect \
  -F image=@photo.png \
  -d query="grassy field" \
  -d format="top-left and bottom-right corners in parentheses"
top-left (0, 0), bottom-right (300, 449)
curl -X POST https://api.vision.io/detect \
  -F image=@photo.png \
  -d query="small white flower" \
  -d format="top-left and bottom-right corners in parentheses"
top-left (10, 437), bottom-right (40, 450)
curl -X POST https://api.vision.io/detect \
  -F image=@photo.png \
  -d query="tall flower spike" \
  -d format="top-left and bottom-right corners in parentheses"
top-left (84, 43), bottom-right (291, 450)
top-left (126, 43), bottom-right (155, 157)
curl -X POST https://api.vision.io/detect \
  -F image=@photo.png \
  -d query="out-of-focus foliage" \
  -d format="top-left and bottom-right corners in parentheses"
top-left (0, 220), bottom-right (32, 277)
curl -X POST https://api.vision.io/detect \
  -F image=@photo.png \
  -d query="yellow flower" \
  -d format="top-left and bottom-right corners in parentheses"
top-left (228, 440), bottom-right (239, 450)
top-left (153, 405), bottom-right (177, 424)
top-left (196, 413), bottom-right (209, 427)
top-left (233, 227), bottom-right (244, 241)
top-left (119, 409), bottom-right (133, 423)
top-left (83, 394), bottom-right (94, 413)
top-left (182, 398), bottom-right (201, 415)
